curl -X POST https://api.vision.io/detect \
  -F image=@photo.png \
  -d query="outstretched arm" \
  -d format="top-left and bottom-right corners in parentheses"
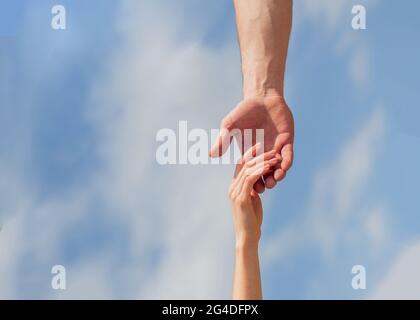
top-left (229, 144), bottom-right (280, 299)
top-left (210, 0), bottom-right (294, 191)
top-left (234, 0), bottom-right (292, 98)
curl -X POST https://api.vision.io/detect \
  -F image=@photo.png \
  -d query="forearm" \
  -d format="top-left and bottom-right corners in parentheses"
top-left (233, 0), bottom-right (292, 98)
top-left (233, 241), bottom-right (262, 300)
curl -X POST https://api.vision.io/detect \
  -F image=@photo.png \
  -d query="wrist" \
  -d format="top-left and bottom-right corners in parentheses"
top-left (243, 86), bottom-right (284, 99)
top-left (235, 234), bottom-right (260, 251)
top-left (242, 59), bottom-right (284, 99)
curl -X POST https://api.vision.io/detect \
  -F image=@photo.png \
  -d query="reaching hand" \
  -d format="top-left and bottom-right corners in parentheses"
top-left (210, 95), bottom-right (294, 192)
top-left (229, 145), bottom-right (280, 244)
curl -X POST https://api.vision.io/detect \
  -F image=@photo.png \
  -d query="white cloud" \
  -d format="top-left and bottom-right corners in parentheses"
top-left (364, 206), bottom-right (387, 250)
top-left (85, 0), bottom-right (242, 298)
top-left (347, 49), bottom-right (370, 92)
top-left (372, 240), bottom-right (420, 299)
top-left (0, 214), bottom-right (25, 299)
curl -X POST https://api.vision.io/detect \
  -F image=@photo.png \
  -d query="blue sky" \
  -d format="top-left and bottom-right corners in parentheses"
top-left (1, 0), bottom-right (420, 299)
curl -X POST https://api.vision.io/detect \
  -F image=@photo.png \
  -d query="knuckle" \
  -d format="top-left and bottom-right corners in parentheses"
top-left (220, 117), bottom-right (231, 129)
top-left (237, 194), bottom-right (248, 205)
top-left (244, 175), bottom-right (254, 184)
top-left (228, 186), bottom-right (235, 199)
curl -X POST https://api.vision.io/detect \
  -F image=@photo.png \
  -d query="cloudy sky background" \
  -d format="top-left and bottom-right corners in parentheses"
top-left (1, 0), bottom-right (420, 299)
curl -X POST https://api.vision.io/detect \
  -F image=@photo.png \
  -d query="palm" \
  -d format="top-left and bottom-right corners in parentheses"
top-left (222, 96), bottom-right (294, 189)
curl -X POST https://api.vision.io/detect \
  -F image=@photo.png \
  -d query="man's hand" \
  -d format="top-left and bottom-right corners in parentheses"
top-left (210, 95), bottom-right (294, 192)
top-left (211, 0), bottom-right (293, 192)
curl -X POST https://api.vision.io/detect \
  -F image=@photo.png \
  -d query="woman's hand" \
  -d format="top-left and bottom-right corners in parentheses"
top-left (229, 144), bottom-right (280, 246)
top-left (229, 143), bottom-right (280, 300)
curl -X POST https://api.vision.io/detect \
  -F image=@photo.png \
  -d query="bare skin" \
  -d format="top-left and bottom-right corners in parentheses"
top-left (210, 0), bottom-right (294, 192)
top-left (229, 144), bottom-right (280, 299)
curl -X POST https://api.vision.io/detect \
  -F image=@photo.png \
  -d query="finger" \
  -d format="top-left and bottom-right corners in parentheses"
top-left (254, 177), bottom-right (265, 194)
top-left (274, 167), bottom-right (287, 181)
top-left (234, 146), bottom-right (269, 183)
top-left (242, 161), bottom-right (277, 194)
top-left (233, 161), bottom-right (244, 178)
top-left (262, 153), bottom-right (281, 188)
top-left (235, 157), bottom-right (277, 196)
top-left (238, 157), bottom-right (279, 196)
top-left (209, 127), bottom-right (232, 158)
top-left (237, 162), bottom-right (267, 196)
top-left (233, 159), bottom-right (248, 186)
top-left (238, 151), bottom-right (269, 179)
top-left (270, 156), bottom-right (282, 182)
top-left (233, 143), bottom-right (263, 178)
top-left (230, 165), bottom-right (246, 199)
top-left (232, 162), bottom-right (253, 198)
top-left (248, 157), bottom-right (279, 176)
top-left (235, 150), bottom-right (278, 195)
top-left (264, 174), bottom-right (277, 189)
top-left (245, 149), bottom-right (276, 168)
top-left (280, 143), bottom-right (294, 171)
top-left (241, 142), bottom-right (263, 164)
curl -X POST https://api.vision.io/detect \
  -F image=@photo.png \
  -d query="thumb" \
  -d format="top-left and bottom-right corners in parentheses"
top-left (209, 127), bottom-right (232, 158)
